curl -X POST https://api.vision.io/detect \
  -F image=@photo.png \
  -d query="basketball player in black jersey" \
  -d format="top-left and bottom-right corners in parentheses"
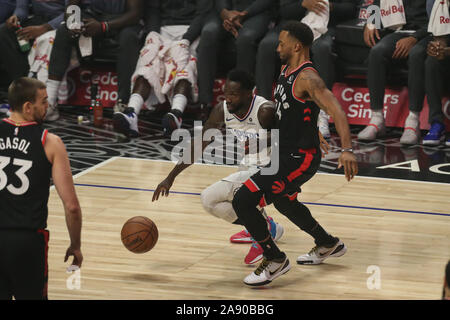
top-left (232, 21), bottom-right (358, 286)
top-left (0, 78), bottom-right (83, 300)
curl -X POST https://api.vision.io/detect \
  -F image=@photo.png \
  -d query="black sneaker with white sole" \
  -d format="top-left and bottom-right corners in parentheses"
top-left (161, 109), bottom-right (182, 137)
top-left (113, 107), bottom-right (139, 138)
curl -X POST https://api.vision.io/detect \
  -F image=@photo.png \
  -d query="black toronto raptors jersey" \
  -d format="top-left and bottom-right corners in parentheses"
top-left (274, 61), bottom-right (320, 152)
top-left (0, 119), bottom-right (52, 230)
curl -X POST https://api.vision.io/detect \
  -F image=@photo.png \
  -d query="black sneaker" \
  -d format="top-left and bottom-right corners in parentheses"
top-left (113, 107), bottom-right (139, 138)
top-left (161, 109), bottom-right (182, 137)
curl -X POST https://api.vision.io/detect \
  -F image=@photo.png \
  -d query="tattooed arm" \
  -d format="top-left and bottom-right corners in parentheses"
top-left (295, 69), bottom-right (358, 181)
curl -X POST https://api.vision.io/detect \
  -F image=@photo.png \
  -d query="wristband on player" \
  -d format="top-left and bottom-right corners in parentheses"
top-left (341, 148), bottom-right (353, 153)
top-left (101, 21), bottom-right (109, 33)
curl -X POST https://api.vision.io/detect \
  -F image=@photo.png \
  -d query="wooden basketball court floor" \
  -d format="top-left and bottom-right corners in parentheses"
top-left (47, 157), bottom-right (450, 300)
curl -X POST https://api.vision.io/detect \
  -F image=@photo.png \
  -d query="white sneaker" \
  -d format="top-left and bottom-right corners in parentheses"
top-left (297, 238), bottom-right (347, 265)
top-left (400, 113), bottom-right (420, 145)
top-left (44, 104), bottom-right (60, 122)
top-left (113, 107), bottom-right (139, 138)
top-left (357, 113), bottom-right (386, 140)
top-left (244, 254), bottom-right (291, 286)
top-left (318, 110), bottom-right (330, 139)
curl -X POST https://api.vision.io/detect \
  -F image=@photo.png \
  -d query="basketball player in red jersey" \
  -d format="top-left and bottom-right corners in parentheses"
top-left (232, 21), bottom-right (358, 286)
top-left (152, 69), bottom-right (330, 266)
top-left (0, 78), bottom-right (83, 299)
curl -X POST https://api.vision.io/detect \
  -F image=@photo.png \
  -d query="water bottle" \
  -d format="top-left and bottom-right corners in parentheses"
top-left (16, 22), bottom-right (31, 52)
top-left (89, 83), bottom-right (98, 123)
top-left (93, 95), bottom-right (103, 128)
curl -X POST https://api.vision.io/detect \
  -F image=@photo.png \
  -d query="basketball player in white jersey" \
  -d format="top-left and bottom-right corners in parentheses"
top-left (152, 69), bottom-right (284, 264)
top-left (152, 69), bottom-right (329, 265)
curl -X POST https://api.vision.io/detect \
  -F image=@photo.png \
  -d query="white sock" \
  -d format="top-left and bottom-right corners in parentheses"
top-left (128, 93), bottom-right (144, 115)
top-left (46, 79), bottom-right (61, 107)
top-left (371, 110), bottom-right (384, 122)
top-left (171, 93), bottom-right (188, 114)
top-left (409, 111), bottom-right (420, 119)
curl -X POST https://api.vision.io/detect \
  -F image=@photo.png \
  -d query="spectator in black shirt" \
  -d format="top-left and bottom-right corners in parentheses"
top-left (197, 0), bottom-right (275, 115)
top-left (0, 0), bottom-right (15, 23)
top-left (44, 0), bottom-right (143, 122)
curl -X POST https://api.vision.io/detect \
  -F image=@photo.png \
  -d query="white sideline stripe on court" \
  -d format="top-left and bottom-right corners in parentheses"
top-left (113, 157), bottom-right (450, 187)
top-left (50, 157), bottom-right (120, 191)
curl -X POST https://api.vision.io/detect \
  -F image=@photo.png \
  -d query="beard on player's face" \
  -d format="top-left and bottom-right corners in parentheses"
top-left (279, 50), bottom-right (291, 64)
top-left (227, 100), bottom-right (243, 113)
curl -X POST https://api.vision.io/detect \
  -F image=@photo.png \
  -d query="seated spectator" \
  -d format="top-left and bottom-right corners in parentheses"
top-left (357, 0), bottom-right (430, 145)
top-left (0, 0), bottom-right (15, 24)
top-left (0, 0), bottom-right (65, 85)
top-left (423, 0), bottom-right (450, 146)
top-left (255, 0), bottom-right (307, 100)
top-left (45, 0), bottom-right (143, 121)
top-left (113, 0), bottom-right (213, 138)
top-left (310, 0), bottom-right (359, 139)
top-left (197, 0), bottom-right (274, 115)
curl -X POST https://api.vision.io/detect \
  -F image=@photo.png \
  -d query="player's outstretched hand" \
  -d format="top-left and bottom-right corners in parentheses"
top-left (338, 152), bottom-right (358, 181)
top-left (64, 246), bottom-right (83, 268)
top-left (152, 177), bottom-right (174, 201)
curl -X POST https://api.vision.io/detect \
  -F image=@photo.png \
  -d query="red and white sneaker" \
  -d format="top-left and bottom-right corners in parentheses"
top-left (230, 216), bottom-right (284, 244)
top-left (230, 229), bottom-right (253, 244)
top-left (244, 242), bottom-right (264, 265)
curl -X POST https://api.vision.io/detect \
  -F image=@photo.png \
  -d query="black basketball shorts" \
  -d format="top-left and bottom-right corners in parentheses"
top-left (243, 148), bottom-right (321, 206)
top-left (0, 229), bottom-right (49, 300)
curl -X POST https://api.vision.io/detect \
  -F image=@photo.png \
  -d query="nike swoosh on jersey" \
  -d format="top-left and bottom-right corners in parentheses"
top-left (225, 117), bottom-right (235, 121)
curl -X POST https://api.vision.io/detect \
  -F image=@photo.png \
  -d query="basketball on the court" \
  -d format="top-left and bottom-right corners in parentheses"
top-left (121, 216), bottom-right (158, 253)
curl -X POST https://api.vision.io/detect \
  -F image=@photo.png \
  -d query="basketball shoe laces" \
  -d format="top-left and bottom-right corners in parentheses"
top-left (309, 246), bottom-right (319, 256)
top-left (254, 258), bottom-right (271, 276)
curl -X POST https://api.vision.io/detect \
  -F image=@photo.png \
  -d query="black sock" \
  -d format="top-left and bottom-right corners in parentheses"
top-left (274, 198), bottom-right (336, 247)
top-left (258, 237), bottom-right (285, 261)
top-left (308, 223), bottom-right (336, 246)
